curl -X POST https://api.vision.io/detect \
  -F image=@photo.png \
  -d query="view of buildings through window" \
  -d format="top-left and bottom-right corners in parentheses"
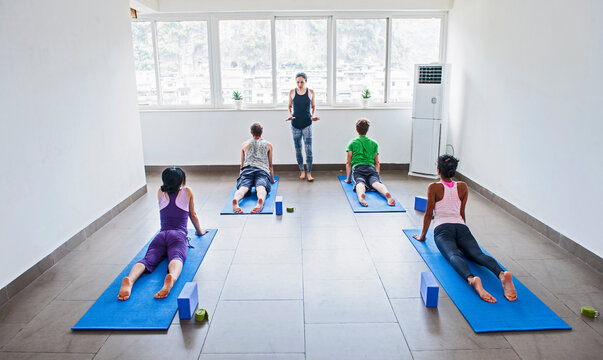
top-left (156, 21), bottom-right (211, 105)
top-left (276, 19), bottom-right (328, 104)
top-left (131, 22), bottom-right (157, 105)
top-left (220, 20), bottom-right (272, 105)
top-left (336, 19), bottom-right (386, 103)
top-left (130, 15), bottom-right (442, 107)
top-left (389, 18), bottom-right (441, 102)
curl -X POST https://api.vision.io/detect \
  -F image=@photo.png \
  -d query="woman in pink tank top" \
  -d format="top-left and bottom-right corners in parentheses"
top-left (413, 155), bottom-right (517, 303)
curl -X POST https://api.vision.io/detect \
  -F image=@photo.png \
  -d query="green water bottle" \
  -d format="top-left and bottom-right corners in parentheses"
top-left (581, 306), bottom-right (599, 318)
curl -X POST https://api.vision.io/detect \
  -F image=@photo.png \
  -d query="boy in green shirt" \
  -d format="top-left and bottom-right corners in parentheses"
top-left (345, 118), bottom-right (396, 207)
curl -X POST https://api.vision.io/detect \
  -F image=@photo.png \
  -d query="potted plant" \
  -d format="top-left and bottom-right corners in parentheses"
top-left (361, 89), bottom-right (371, 108)
top-left (233, 91), bottom-right (243, 110)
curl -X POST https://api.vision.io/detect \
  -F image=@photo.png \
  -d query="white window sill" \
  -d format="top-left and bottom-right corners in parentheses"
top-left (138, 104), bottom-right (413, 112)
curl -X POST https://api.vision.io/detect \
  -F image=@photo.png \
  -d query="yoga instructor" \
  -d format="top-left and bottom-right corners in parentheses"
top-left (287, 72), bottom-right (319, 181)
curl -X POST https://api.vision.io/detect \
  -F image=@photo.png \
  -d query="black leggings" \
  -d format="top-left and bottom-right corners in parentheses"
top-left (434, 223), bottom-right (504, 280)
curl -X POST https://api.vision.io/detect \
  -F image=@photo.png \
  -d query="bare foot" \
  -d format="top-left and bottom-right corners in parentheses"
top-left (359, 193), bottom-right (368, 207)
top-left (299, 171), bottom-right (306, 180)
top-left (500, 271), bottom-right (517, 301)
top-left (155, 274), bottom-right (175, 299)
top-left (118, 277), bottom-right (133, 301)
top-left (251, 198), bottom-right (264, 213)
top-left (307, 173), bottom-right (314, 182)
top-left (468, 276), bottom-right (497, 303)
top-left (385, 193), bottom-right (395, 206)
top-left (232, 199), bottom-right (243, 213)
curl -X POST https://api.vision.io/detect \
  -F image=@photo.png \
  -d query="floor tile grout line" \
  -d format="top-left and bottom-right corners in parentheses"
top-left (353, 210), bottom-right (416, 360)
top-left (301, 224), bottom-right (307, 358)
top-left (5, 171), bottom-right (603, 358)
top-left (197, 214), bottom-right (247, 358)
top-left (0, 350), bottom-right (100, 354)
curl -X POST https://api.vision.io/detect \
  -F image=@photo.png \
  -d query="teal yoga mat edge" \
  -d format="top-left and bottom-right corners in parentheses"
top-left (337, 175), bottom-right (406, 213)
top-left (72, 228), bottom-right (217, 331)
top-left (403, 229), bottom-right (571, 333)
top-left (220, 176), bottom-right (279, 215)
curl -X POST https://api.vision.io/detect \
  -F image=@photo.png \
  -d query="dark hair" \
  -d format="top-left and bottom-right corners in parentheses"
top-left (161, 167), bottom-right (185, 193)
top-left (250, 122), bottom-right (263, 137)
top-left (437, 154), bottom-right (459, 178)
top-left (295, 72), bottom-right (307, 81)
top-left (356, 118), bottom-right (370, 135)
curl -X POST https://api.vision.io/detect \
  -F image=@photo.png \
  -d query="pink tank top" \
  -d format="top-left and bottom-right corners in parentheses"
top-left (433, 181), bottom-right (465, 228)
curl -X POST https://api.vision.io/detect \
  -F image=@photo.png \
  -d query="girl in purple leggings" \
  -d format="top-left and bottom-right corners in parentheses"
top-left (118, 167), bottom-right (207, 301)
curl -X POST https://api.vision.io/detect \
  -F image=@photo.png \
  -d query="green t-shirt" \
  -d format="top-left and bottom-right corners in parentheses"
top-left (346, 136), bottom-right (379, 169)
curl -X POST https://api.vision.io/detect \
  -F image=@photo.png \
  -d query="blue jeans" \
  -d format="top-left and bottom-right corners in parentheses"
top-left (291, 125), bottom-right (312, 172)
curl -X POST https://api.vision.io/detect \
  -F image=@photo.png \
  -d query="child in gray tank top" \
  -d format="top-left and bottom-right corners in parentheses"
top-left (233, 122), bottom-right (275, 213)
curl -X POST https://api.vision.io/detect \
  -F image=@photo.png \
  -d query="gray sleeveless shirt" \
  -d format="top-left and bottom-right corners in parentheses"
top-left (244, 138), bottom-right (270, 175)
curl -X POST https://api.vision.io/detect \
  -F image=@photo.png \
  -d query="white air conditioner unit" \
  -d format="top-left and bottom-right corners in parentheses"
top-left (409, 64), bottom-right (450, 178)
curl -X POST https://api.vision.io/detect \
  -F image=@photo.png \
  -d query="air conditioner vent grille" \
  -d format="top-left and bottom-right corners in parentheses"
top-left (418, 66), bottom-right (442, 84)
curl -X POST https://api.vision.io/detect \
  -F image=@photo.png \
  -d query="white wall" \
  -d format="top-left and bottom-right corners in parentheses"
top-left (447, 0), bottom-right (603, 257)
top-left (0, 0), bottom-right (146, 289)
top-left (140, 109), bottom-right (411, 166)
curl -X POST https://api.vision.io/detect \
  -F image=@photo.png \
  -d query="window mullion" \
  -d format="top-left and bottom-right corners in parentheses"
top-left (440, 14), bottom-right (448, 64)
top-left (384, 17), bottom-right (392, 104)
top-left (151, 20), bottom-right (162, 106)
top-left (209, 16), bottom-right (223, 108)
top-left (329, 16), bottom-right (335, 105)
top-left (271, 16), bottom-right (278, 106)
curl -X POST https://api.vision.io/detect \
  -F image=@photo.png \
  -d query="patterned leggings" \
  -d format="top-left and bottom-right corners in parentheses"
top-left (291, 125), bottom-right (313, 172)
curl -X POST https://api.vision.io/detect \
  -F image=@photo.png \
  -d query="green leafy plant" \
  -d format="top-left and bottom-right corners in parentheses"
top-left (232, 91), bottom-right (243, 100)
top-left (361, 89), bottom-right (371, 99)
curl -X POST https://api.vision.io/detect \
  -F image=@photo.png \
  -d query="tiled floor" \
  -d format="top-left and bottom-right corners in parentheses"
top-left (1, 169), bottom-right (602, 360)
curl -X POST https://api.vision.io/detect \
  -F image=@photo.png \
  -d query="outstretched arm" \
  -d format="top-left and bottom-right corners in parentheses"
top-left (287, 90), bottom-right (295, 121)
top-left (310, 90), bottom-right (320, 121)
top-left (459, 182), bottom-right (468, 223)
top-left (239, 143), bottom-right (246, 173)
top-left (345, 151), bottom-right (353, 183)
top-left (374, 153), bottom-right (380, 174)
top-left (413, 183), bottom-right (437, 241)
top-left (187, 188), bottom-right (207, 236)
top-left (268, 143), bottom-right (275, 183)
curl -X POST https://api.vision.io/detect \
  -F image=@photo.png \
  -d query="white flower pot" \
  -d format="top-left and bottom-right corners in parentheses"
top-left (234, 99), bottom-right (243, 110)
top-left (361, 98), bottom-right (370, 108)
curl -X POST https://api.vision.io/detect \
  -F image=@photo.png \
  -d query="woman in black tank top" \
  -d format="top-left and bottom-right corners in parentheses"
top-left (287, 72), bottom-right (320, 181)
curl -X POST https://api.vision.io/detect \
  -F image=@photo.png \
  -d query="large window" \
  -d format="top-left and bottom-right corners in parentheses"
top-left (275, 19), bottom-right (328, 104)
top-left (220, 20), bottom-right (272, 105)
top-left (131, 22), bottom-right (157, 105)
top-left (131, 13), bottom-right (444, 108)
top-left (336, 19), bottom-right (387, 104)
top-left (389, 18), bottom-right (441, 102)
top-left (156, 21), bottom-right (210, 105)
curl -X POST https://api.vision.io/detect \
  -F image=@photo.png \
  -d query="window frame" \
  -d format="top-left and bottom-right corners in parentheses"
top-left (132, 11), bottom-right (447, 110)
top-left (274, 16), bottom-right (330, 106)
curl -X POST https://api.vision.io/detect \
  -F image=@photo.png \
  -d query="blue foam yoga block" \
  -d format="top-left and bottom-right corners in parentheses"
top-left (420, 271), bottom-right (439, 307)
top-left (275, 196), bottom-right (283, 215)
top-left (178, 282), bottom-right (199, 319)
top-left (415, 196), bottom-right (427, 212)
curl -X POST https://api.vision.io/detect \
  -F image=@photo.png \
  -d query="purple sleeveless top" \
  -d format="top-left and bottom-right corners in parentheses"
top-left (159, 188), bottom-right (189, 234)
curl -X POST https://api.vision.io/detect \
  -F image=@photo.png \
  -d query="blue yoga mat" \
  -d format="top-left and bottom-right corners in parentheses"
top-left (338, 175), bottom-right (405, 213)
top-left (403, 229), bottom-right (571, 333)
top-left (220, 176), bottom-right (279, 215)
top-left (72, 229), bottom-right (217, 330)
